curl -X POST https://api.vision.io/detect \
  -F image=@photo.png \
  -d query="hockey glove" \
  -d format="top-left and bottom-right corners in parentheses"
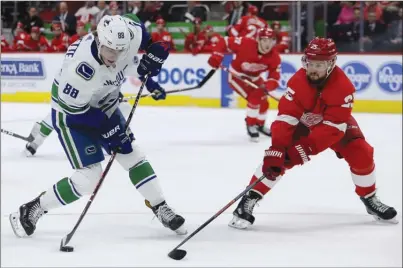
top-left (207, 51), bottom-right (224, 69)
top-left (100, 109), bottom-right (134, 155)
top-left (144, 77), bottom-right (166, 100)
top-left (262, 146), bottom-right (286, 180)
top-left (286, 138), bottom-right (313, 166)
top-left (137, 41), bottom-right (170, 77)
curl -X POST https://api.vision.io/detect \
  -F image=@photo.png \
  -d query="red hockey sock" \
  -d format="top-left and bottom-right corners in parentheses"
top-left (249, 175), bottom-right (271, 195)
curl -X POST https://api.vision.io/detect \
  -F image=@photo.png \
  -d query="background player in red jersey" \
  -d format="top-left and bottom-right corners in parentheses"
top-left (229, 37), bottom-right (398, 229)
top-left (20, 26), bottom-right (51, 52)
top-left (228, 5), bottom-right (268, 39)
top-left (69, 21), bottom-right (87, 44)
top-left (12, 22), bottom-right (29, 51)
top-left (198, 25), bottom-right (224, 53)
top-left (271, 21), bottom-right (290, 53)
top-left (151, 19), bottom-right (176, 51)
top-left (208, 27), bottom-right (281, 142)
top-left (1, 34), bottom-right (13, 51)
top-left (48, 20), bottom-right (69, 52)
top-left (184, 17), bottom-right (206, 55)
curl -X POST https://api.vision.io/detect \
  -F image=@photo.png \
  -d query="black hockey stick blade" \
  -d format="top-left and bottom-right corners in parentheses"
top-left (198, 69), bottom-right (216, 88)
top-left (168, 249), bottom-right (187, 260)
top-left (59, 232), bottom-right (74, 252)
top-left (1, 128), bottom-right (32, 142)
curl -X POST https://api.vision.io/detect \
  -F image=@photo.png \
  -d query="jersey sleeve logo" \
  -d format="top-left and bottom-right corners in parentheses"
top-left (76, 62), bottom-right (95, 81)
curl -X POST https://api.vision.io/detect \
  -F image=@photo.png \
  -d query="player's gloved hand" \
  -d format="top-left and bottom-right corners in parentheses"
top-left (207, 51), bottom-right (224, 69)
top-left (66, 107), bottom-right (108, 130)
top-left (263, 79), bottom-right (279, 92)
top-left (144, 77), bottom-right (166, 100)
top-left (118, 92), bottom-right (127, 103)
top-left (286, 138), bottom-right (313, 166)
top-left (262, 146), bottom-right (286, 180)
top-left (100, 110), bottom-right (134, 155)
top-left (137, 41), bottom-right (170, 77)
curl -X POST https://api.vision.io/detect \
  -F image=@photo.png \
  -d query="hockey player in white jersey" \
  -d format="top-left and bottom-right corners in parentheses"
top-left (10, 14), bottom-right (187, 237)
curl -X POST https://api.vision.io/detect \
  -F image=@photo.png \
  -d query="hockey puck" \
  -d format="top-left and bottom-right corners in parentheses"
top-left (168, 249), bottom-right (187, 260)
top-left (60, 246), bottom-right (74, 252)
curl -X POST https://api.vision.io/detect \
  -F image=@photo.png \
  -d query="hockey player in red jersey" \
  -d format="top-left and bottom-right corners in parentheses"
top-left (229, 37), bottom-right (398, 229)
top-left (20, 26), bottom-right (51, 52)
top-left (69, 21), bottom-right (87, 44)
top-left (48, 21), bottom-right (69, 52)
top-left (271, 21), bottom-right (290, 53)
top-left (199, 25), bottom-right (224, 53)
top-left (228, 5), bottom-right (268, 39)
top-left (1, 34), bottom-right (13, 52)
top-left (208, 27), bottom-right (281, 141)
top-left (151, 19), bottom-right (176, 51)
top-left (184, 17), bottom-right (206, 54)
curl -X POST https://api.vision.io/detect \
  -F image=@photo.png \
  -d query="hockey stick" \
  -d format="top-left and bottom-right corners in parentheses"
top-left (1, 128), bottom-right (32, 142)
top-left (219, 65), bottom-right (281, 102)
top-left (168, 174), bottom-right (267, 260)
top-left (123, 69), bottom-right (216, 101)
top-left (59, 74), bottom-right (150, 252)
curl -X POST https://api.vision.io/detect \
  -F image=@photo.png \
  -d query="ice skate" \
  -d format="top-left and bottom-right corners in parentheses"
top-left (146, 200), bottom-right (187, 235)
top-left (246, 122), bottom-right (259, 142)
top-left (360, 191), bottom-right (398, 224)
top-left (257, 124), bottom-right (272, 137)
top-left (24, 142), bottom-right (38, 157)
top-left (9, 192), bottom-right (47, 237)
top-left (229, 190), bottom-right (262, 229)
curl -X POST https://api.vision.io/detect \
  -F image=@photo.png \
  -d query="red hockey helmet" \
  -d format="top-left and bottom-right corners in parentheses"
top-left (156, 18), bottom-right (165, 26)
top-left (204, 25), bottom-right (213, 32)
top-left (248, 5), bottom-right (258, 16)
top-left (16, 21), bottom-right (24, 29)
top-left (52, 20), bottom-right (62, 30)
top-left (257, 27), bottom-right (276, 39)
top-left (257, 27), bottom-right (276, 54)
top-left (271, 21), bottom-right (281, 30)
top-left (303, 37), bottom-right (338, 83)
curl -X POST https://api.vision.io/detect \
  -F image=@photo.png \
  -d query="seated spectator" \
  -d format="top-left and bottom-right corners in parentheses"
top-left (75, 1), bottom-right (100, 25)
top-left (19, 26), bottom-right (51, 52)
top-left (69, 21), bottom-right (88, 44)
top-left (53, 2), bottom-right (77, 36)
top-left (128, 1), bottom-right (142, 15)
top-left (199, 25), bottom-right (224, 53)
top-left (334, 1), bottom-right (356, 25)
top-left (49, 20), bottom-right (70, 52)
top-left (22, 6), bottom-right (44, 33)
top-left (271, 21), bottom-right (290, 53)
top-left (361, 11), bottom-right (387, 51)
top-left (364, 1), bottom-right (383, 21)
top-left (95, 1), bottom-right (110, 24)
top-left (382, 7), bottom-right (402, 51)
top-left (151, 18), bottom-right (176, 51)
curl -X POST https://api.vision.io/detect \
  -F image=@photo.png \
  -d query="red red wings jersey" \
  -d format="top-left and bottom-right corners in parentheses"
top-left (69, 34), bottom-right (80, 45)
top-left (184, 31), bottom-right (207, 52)
top-left (274, 32), bottom-right (290, 53)
top-left (22, 35), bottom-right (50, 51)
top-left (215, 36), bottom-right (281, 82)
top-left (229, 15), bottom-right (268, 38)
top-left (200, 33), bottom-right (224, 53)
top-left (50, 33), bottom-right (69, 52)
top-left (271, 66), bottom-right (355, 154)
top-left (151, 31), bottom-right (176, 51)
top-left (1, 35), bottom-right (12, 51)
top-left (13, 31), bottom-right (29, 50)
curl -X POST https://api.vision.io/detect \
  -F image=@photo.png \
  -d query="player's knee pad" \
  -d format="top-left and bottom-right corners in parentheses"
top-left (341, 138), bottom-right (374, 174)
top-left (70, 163), bottom-right (102, 195)
top-left (116, 143), bottom-right (146, 171)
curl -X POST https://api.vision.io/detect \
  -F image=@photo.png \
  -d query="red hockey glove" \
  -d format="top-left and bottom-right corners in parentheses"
top-left (286, 138), bottom-right (314, 166)
top-left (264, 79), bottom-right (279, 92)
top-left (208, 51), bottom-right (224, 69)
top-left (262, 146), bottom-right (286, 180)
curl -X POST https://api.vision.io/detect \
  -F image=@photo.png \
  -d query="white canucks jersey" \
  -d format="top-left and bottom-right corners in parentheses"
top-left (51, 15), bottom-right (145, 118)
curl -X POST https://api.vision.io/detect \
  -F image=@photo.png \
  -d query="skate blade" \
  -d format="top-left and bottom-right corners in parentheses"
top-left (373, 215), bottom-right (399, 224)
top-left (249, 137), bottom-right (259, 143)
top-left (9, 212), bottom-right (27, 238)
top-left (23, 148), bottom-right (35, 157)
top-left (228, 216), bottom-right (251, 229)
top-left (174, 224), bottom-right (187, 235)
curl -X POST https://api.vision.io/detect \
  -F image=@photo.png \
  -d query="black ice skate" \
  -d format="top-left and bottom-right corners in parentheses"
top-left (229, 190), bottom-right (262, 229)
top-left (257, 125), bottom-right (272, 137)
top-left (9, 193), bottom-right (47, 237)
top-left (245, 121), bottom-right (259, 142)
top-left (25, 142), bottom-right (37, 156)
top-left (146, 200), bottom-right (187, 235)
top-left (360, 191), bottom-right (398, 224)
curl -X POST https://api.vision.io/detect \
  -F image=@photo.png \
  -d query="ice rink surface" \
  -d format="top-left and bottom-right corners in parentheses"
top-left (1, 103), bottom-right (402, 267)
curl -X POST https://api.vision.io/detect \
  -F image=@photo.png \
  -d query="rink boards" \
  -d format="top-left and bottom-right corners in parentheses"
top-left (1, 53), bottom-right (402, 113)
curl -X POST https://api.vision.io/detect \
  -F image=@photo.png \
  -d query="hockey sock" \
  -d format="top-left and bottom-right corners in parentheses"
top-left (129, 160), bottom-right (164, 206)
top-left (351, 166), bottom-right (376, 197)
top-left (40, 177), bottom-right (82, 210)
top-left (246, 104), bottom-right (259, 126)
top-left (257, 99), bottom-right (269, 126)
top-left (39, 120), bottom-right (54, 137)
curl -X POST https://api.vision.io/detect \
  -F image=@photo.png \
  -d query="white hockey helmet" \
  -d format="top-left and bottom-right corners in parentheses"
top-left (97, 15), bottom-right (130, 66)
